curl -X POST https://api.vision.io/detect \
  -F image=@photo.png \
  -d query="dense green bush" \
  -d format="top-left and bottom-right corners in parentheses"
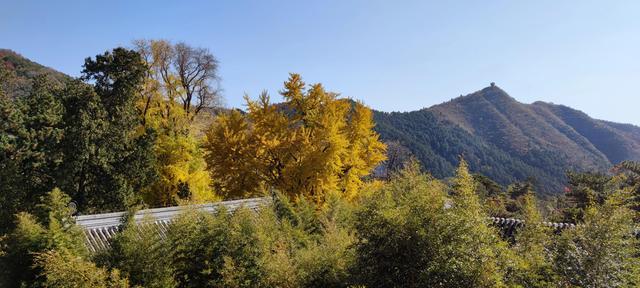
top-left (165, 208), bottom-right (229, 287)
top-left (352, 161), bottom-right (510, 287)
top-left (0, 188), bottom-right (88, 287)
top-left (101, 212), bottom-right (176, 288)
top-left (507, 193), bottom-right (555, 287)
top-left (37, 250), bottom-right (130, 288)
top-left (3, 164), bottom-right (640, 287)
top-left (262, 194), bottom-right (355, 288)
top-left (552, 194), bottom-right (640, 287)
top-left (94, 192), bottom-right (354, 288)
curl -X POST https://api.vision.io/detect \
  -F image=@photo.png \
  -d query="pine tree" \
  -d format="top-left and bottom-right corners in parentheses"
top-left (58, 48), bottom-right (157, 212)
top-left (17, 76), bottom-right (65, 210)
top-left (0, 89), bottom-right (25, 233)
top-left (0, 76), bottom-right (64, 233)
top-left (57, 79), bottom-right (113, 210)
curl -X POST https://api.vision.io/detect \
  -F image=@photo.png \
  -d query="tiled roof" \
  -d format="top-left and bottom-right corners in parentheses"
top-left (75, 198), bottom-right (266, 253)
top-left (488, 217), bottom-right (580, 229)
top-left (75, 198), bottom-right (637, 252)
top-left (487, 217), bottom-right (578, 238)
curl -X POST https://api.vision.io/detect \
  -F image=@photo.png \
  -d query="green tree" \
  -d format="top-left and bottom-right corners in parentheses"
top-left (448, 158), bottom-right (509, 287)
top-left (0, 89), bottom-right (25, 233)
top-left (561, 171), bottom-right (612, 222)
top-left (352, 161), bottom-right (508, 287)
top-left (0, 188), bottom-right (87, 288)
top-left (613, 160), bottom-right (640, 217)
top-left (552, 189), bottom-right (640, 287)
top-left (17, 76), bottom-right (65, 208)
top-left (103, 212), bottom-right (176, 288)
top-left (56, 79), bottom-right (110, 209)
top-left (474, 174), bottom-right (510, 218)
top-left (0, 76), bottom-right (64, 233)
top-left (509, 192), bottom-right (554, 287)
top-left (58, 48), bottom-right (157, 212)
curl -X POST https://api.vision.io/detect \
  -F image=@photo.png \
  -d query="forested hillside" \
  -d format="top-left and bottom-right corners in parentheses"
top-left (0, 49), bottom-right (69, 98)
top-left (375, 85), bottom-right (640, 194)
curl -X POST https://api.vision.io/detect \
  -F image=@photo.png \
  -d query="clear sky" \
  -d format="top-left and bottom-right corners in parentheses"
top-left (2, 0), bottom-right (639, 124)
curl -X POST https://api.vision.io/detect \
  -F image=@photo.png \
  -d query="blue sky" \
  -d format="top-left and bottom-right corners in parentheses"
top-left (2, 0), bottom-right (640, 124)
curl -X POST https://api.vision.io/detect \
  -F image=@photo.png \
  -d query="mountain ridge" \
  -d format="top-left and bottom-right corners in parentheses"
top-left (1, 49), bottom-right (69, 98)
top-left (4, 48), bottom-right (639, 195)
top-left (374, 85), bottom-right (640, 194)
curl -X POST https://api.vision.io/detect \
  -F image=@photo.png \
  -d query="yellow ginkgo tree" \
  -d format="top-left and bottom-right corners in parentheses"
top-left (204, 73), bottom-right (386, 203)
top-left (133, 40), bottom-right (218, 206)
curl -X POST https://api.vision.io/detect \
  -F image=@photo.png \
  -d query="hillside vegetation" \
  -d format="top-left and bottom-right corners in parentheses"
top-left (0, 49), bottom-right (69, 98)
top-left (375, 85), bottom-right (640, 194)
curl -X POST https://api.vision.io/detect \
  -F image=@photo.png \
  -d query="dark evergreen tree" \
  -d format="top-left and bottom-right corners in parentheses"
top-left (0, 84), bottom-right (24, 233)
top-left (57, 48), bottom-right (156, 212)
top-left (0, 76), bottom-right (64, 233)
top-left (16, 76), bottom-right (65, 211)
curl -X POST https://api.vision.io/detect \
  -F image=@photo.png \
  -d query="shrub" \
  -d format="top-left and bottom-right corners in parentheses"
top-left (352, 161), bottom-right (509, 287)
top-left (507, 192), bottom-right (555, 287)
top-left (166, 208), bottom-right (229, 287)
top-left (552, 195), bottom-right (640, 287)
top-left (103, 211), bottom-right (176, 288)
top-left (262, 193), bottom-right (355, 287)
top-left (164, 193), bottom-right (356, 288)
top-left (36, 250), bottom-right (130, 288)
top-left (0, 188), bottom-right (86, 287)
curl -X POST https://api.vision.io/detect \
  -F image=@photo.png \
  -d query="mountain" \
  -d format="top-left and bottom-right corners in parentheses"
top-left (374, 84), bottom-right (640, 194)
top-left (0, 49), bottom-right (69, 98)
top-left (5, 49), bottom-right (639, 195)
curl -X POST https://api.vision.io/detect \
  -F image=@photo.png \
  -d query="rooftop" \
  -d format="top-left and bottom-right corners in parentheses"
top-left (75, 197), bottom-right (265, 253)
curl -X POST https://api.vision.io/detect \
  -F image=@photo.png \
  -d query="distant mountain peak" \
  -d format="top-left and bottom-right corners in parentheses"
top-left (375, 85), bottom-right (640, 194)
top-left (479, 84), bottom-right (514, 102)
top-left (439, 84), bottom-right (514, 108)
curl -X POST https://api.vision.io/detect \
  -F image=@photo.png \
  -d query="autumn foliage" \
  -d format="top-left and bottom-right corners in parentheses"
top-left (204, 73), bottom-right (386, 203)
top-left (3, 43), bottom-right (640, 288)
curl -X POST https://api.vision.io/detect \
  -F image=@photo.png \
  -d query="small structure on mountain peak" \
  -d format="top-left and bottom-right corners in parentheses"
top-left (490, 82), bottom-right (496, 87)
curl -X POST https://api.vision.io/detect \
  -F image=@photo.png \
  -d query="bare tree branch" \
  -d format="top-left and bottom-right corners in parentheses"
top-left (134, 40), bottom-right (222, 121)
